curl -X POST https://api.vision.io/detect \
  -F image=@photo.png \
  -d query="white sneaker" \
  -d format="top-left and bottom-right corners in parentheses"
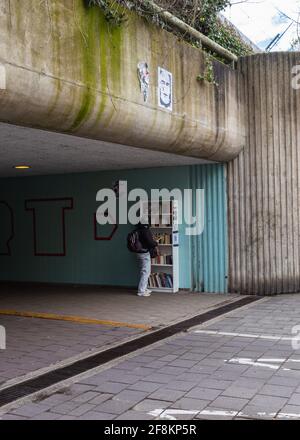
top-left (137, 291), bottom-right (151, 297)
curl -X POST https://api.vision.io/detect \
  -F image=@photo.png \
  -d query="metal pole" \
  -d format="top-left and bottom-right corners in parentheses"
top-left (142, 0), bottom-right (239, 63)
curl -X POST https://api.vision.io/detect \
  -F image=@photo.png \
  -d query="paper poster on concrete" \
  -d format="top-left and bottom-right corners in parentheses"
top-left (158, 67), bottom-right (172, 111)
top-left (137, 62), bottom-right (150, 103)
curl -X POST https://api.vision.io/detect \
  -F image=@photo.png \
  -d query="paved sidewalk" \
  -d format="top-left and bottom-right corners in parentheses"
top-left (0, 283), bottom-right (240, 326)
top-left (2, 294), bottom-right (300, 420)
top-left (0, 283), bottom-right (241, 388)
top-left (0, 316), bottom-right (141, 388)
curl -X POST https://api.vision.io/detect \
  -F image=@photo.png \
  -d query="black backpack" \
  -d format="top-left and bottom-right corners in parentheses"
top-left (127, 229), bottom-right (144, 253)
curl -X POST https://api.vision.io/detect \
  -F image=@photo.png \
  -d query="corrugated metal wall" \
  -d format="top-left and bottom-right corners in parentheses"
top-left (228, 52), bottom-right (300, 295)
top-left (190, 164), bottom-right (228, 293)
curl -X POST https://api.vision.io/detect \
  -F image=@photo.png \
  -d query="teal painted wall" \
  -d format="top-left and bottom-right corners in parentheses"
top-left (0, 165), bottom-right (228, 292)
top-left (190, 165), bottom-right (228, 293)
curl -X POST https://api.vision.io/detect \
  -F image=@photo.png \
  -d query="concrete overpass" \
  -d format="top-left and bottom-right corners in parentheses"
top-left (0, 0), bottom-right (245, 179)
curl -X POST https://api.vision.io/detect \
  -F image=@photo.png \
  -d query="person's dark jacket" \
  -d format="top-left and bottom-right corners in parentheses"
top-left (137, 224), bottom-right (157, 253)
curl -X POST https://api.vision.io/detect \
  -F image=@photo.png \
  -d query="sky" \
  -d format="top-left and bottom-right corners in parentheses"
top-left (223, 0), bottom-right (300, 51)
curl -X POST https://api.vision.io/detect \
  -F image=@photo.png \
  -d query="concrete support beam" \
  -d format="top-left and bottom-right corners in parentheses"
top-left (0, 0), bottom-right (245, 162)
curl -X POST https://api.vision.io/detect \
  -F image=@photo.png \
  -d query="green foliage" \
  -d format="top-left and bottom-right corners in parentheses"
top-left (152, 0), bottom-right (253, 58)
top-left (197, 55), bottom-right (218, 86)
top-left (87, 0), bottom-right (127, 26)
top-left (290, 37), bottom-right (300, 51)
top-left (208, 19), bottom-right (253, 57)
top-left (88, 0), bottom-right (254, 60)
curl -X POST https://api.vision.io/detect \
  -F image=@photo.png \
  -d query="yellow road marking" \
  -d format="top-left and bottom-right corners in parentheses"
top-left (0, 309), bottom-right (151, 331)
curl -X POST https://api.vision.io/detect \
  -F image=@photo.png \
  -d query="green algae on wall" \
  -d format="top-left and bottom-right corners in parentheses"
top-left (96, 18), bottom-right (122, 127)
top-left (47, 0), bottom-right (63, 117)
top-left (71, 4), bottom-right (100, 131)
top-left (71, 1), bottom-right (123, 131)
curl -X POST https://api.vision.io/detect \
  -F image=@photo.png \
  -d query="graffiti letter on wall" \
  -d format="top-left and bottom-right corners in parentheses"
top-left (94, 213), bottom-right (118, 241)
top-left (25, 198), bottom-right (73, 256)
top-left (0, 201), bottom-right (14, 256)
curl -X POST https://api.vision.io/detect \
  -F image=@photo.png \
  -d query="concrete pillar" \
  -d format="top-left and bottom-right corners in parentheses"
top-left (228, 52), bottom-right (300, 294)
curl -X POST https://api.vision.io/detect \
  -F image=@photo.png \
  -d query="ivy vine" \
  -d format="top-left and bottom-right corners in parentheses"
top-left (88, 0), bottom-right (254, 61)
top-left (87, 0), bottom-right (127, 26)
top-left (197, 55), bottom-right (218, 86)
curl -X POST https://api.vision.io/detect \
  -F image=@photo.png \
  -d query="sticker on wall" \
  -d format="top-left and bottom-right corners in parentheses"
top-left (137, 62), bottom-right (150, 103)
top-left (172, 231), bottom-right (179, 247)
top-left (158, 67), bottom-right (173, 111)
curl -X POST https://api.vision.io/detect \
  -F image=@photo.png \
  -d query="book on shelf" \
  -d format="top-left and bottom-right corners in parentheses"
top-left (151, 255), bottom-right (173, 265)
top-left (148, 273), bottom-right (173, 289)
top-left (153, 232), bottom-right (173, 245)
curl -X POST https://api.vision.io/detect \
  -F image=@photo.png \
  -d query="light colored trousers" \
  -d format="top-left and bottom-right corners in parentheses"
top-left (136, 252), bottom-right (151, 293)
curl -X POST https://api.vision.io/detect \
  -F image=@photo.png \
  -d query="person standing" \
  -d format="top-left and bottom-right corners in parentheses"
top-left (135, 222), bottom-right (158, 297)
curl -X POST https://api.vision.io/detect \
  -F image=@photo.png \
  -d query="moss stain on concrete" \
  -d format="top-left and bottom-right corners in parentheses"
top-left (69, 2), bottom-right (123, 131)
top-left (47, 0), bottom-right (63, 117)
top-left (95, 13), bottom-right (108, 125)
top-left (70, 3), bottom-right (99, 131)
top-left (95, 11), bottom-right (123, 128)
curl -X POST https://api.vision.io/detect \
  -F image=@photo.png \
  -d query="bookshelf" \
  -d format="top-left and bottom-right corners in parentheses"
top-left (141, 200), bottom-right (179, 293)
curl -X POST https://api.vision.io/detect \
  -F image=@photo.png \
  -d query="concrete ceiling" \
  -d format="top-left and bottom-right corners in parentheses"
top-left (0, 123), bottom-right (211, 178)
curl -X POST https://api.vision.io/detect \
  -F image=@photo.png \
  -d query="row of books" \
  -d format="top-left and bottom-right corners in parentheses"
top-left (148, 273), bottom-right (173, 289)
top-left (152, 255), bottom-right (173, 265)
top-left (153, 233), bottom-right (173, 244)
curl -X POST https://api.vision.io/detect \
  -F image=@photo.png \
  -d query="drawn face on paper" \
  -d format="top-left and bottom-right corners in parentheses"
top-left (137, 62), bottom-right (150, 102)
top-left (158, 67), bottom-right (172, 110)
